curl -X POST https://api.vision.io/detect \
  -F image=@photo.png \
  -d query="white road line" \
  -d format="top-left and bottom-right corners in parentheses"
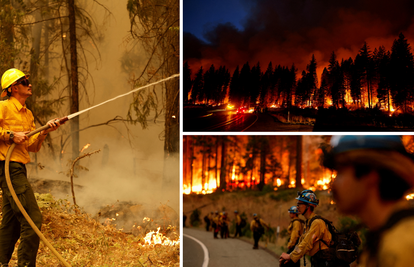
top-left (183, 233), bottom-right (209, 267)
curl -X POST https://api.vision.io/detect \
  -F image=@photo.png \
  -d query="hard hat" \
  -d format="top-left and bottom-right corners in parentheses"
top-left (253, 213), bottom-right (258, 218)
top-left (234, 210), bottom-right (238, 213)
top-left (296, 189), bottom-right (319, 206)
top-left (288, 206), bottom-right (299, 214)
top-left (330, 136), bottom-right (407, 155)
top-left (1, 68), bottom-right (28, 97)
top-left (324, 135), bottom-right (414, 187)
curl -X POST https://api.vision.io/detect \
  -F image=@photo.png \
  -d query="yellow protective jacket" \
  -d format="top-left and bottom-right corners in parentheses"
top-left (250, 218), bottom-right (268, 232)
top-left (0, 97), bottom-right (42, 164)
top-left (290, 212), bottom-right (332, 263)
top-left (287, 218), bottom-right (304, 249)
top-left (359, 210), bottom-right (414, 267)
top-left (236, 214), bottom-right (241, 225)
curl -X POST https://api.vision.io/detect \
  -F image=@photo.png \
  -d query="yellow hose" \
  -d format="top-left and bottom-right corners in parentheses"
top-left (4, 122), bottom-right (71, 267)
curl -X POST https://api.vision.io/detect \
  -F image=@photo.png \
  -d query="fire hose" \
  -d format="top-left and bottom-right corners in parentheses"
top-left (5, 117), bottom-right (71, 267)
top-left (3, 73), bottom-right (179, 266)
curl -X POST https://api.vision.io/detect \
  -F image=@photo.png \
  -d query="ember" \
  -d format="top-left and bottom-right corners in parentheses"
top-left (80, 143), bottom-right (91, 153)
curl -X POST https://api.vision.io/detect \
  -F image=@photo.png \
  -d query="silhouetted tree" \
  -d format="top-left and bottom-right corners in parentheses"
top-left (191, 66), bottom-right (204, 103)
top-left (183, 61), bottom-right (193, 104)
top-left (389, 33), bottom-right (414, 112)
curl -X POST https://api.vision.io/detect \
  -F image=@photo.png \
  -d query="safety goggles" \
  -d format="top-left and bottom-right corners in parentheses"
top-left (15, 77), bottom-right (30, 87)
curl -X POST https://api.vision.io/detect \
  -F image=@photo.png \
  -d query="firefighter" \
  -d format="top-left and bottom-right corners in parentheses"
top-left (204, 212), bottom-right (211, 231)
top-left (323, 135), bottom-right (414, 267)
top-left (220, 211), bottom-right (230, 239)
top-left (233, 210), bottom-right (242, 238)
top-left (212, 211), bottom-right (220, 239)
top-left (279, 190), bottom-right (333, 267)
top-left (0, 68), bottom-right (62, 267)
top-left (283, 206), bottom-right (304, 267)
top-left (250, 213), bottom-right (269, 249)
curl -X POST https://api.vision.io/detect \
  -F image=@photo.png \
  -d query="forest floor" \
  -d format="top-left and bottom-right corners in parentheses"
top-left (0, 191), bottom-right (180, 266)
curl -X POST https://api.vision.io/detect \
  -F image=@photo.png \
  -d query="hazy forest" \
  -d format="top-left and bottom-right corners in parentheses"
top-left (184, 33), bottom-right (414, 115)
top-left (0, 0), bottom-right (179, 266)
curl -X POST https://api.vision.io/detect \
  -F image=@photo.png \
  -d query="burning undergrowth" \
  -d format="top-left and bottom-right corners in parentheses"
top-left (0, 192), bottom-right (180, 266)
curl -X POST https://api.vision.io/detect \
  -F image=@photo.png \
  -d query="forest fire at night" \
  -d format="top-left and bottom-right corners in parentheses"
top-left (183, 135), bottom-right (414, 201)
top-left (184, 1), bottom-right (414, 131)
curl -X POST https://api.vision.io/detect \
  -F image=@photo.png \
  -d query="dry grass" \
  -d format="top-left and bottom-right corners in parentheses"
top-left (0, 192), bottom-right (180, 267)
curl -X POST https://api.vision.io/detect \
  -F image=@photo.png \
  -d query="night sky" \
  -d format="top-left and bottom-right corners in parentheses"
top-left (184, 0), bottom-right (414, 79)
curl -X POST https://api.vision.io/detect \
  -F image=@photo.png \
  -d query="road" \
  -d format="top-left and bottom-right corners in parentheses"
top-left (183, 109), bottom-right (259, 132)
top-left (183, 228), bottom-right (280, 267)
top-left (183, 108), bottom-right (313, 132)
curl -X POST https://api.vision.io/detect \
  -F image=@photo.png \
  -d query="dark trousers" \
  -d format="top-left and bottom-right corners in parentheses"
top-left (234, 224), bottom-right (242, 237)
top-left (253, 231), bottom-right (262, 248)
top-left (205, 220), bottom-right (210, 231)
top-left (0, 162), bottom-right (42, 267)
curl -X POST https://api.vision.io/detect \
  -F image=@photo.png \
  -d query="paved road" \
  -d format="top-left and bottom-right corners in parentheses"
top-left (183, 109), bottom-right (258, 132)
top-left (183, 228), bottom-right (280, 267)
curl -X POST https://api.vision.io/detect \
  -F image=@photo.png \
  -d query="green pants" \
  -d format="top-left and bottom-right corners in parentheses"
top-left (0, 161), bottom-right (42, 267)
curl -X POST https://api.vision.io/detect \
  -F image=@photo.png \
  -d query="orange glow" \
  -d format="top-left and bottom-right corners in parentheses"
top-left (406, 193), bottom-right (414, 200)
top-left (276, 178), bottom-right (282, 187)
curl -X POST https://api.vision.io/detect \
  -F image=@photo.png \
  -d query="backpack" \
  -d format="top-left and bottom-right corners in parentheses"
top-left (239, 217), bottom-right (247, 228)
top-left (308, 215), bottom-right (361, 264)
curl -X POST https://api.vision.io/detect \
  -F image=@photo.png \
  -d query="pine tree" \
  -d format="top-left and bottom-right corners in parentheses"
top-left (183, 61), bottom-right (193, 104)
top-left (389, 33), bottom-right (414, 112)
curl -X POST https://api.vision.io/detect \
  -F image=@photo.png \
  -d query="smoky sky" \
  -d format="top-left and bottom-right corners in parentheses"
top-left (184, 0), bottom-right (414, 78)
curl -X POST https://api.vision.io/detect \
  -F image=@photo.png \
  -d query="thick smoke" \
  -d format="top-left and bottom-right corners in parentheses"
top-left (23, 0), bottom-right (179, 224)
top-left (184, 0), bottom-right (414, 79)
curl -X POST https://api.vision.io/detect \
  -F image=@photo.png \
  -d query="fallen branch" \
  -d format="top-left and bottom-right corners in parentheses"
top-left (70, 149), bottom-right (101, 207)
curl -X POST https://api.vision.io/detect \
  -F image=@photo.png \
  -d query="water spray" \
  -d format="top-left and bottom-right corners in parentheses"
top-left (4, 73), bottom-right (180, 266)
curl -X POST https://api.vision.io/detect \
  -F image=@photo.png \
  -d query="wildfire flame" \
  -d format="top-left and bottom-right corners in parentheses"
top-left (406, 193), bottom-right (414, 200)
top-left (141, 227), bottom-right (180, 247)
top-left (80, 143), bottom-right (91, 153)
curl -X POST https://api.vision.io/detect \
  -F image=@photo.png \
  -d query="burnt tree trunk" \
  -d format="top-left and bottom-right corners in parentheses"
top-left (68, 0), bottom-right (79, 159)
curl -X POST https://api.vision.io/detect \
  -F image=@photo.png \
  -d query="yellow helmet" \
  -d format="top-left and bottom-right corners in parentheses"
top-left (1, 68), bottom-right (28, 97)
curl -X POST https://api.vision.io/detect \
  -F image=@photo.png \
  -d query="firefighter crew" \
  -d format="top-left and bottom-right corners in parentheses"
top-left (250, 213), bottom-right (269, 249)
top-left (283, 206), bottom-right (304, 267)
top-left (279, 190), bottom-right (332, 267)
top-left (323, 135), bottom-right (414, 267)
top-left (233, 210), bottom-right (242, 238)
top-left (0, 68), bottom-right (62, 266)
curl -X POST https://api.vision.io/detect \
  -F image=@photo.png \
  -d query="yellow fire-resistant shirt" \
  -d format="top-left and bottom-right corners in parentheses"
top-left (287, 218), bottom-right (304, 249)
top-left (290, 212), bottom-right (332, 263)
top-left (0, 97), bottom-right (42, 164)
top-left (236, 214), bottom-right (241, 225)
top-left (250, 218), bottom-right (268, 232)
top-left (359, 215), bottom-right (414, 267)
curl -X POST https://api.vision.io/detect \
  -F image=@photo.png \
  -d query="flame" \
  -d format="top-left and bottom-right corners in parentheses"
top-left (226, 104), bottom-right (235, 110)
top-left (143, 217), bottom-right (151, 222)
top-left (406, 193), bottom-right (414, 200)
top-left (80, 143), bottom-right (91, 153)
top-left (276, 179), bottom-right (282, 187)
top-left (183, 184), bottom-right (191, 195)
top-left (141, 227), bottom-right (180, 247)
